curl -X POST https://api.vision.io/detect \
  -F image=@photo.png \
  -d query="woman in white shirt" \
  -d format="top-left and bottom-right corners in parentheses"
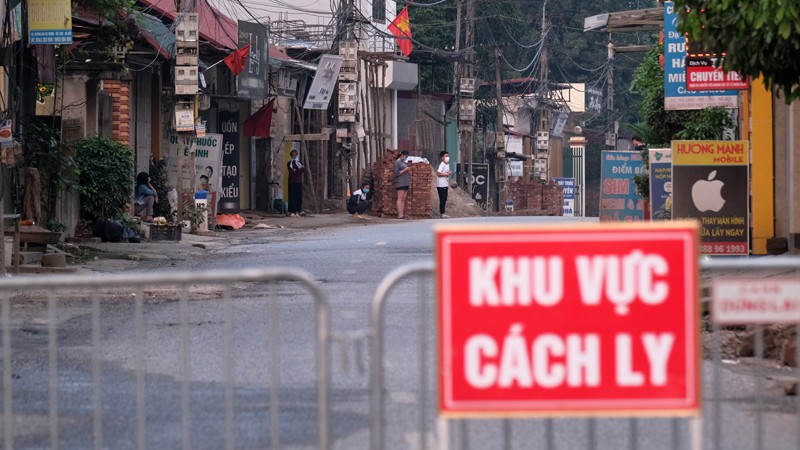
top-left (436, 151), bottom-right (451, 218)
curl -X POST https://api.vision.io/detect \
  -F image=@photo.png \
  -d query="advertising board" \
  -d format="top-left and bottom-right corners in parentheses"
top-left (553, 177), bottom-right (575, 217)
top-left (599, 151), bottom-right (644, 221)
top-left (648, 149), bottom-right (672, 220)
top-left (672, 140), bottom-right (749, 255)
top-left (663, 2), bottom-right (737, 110)
top-left (437, 222), bottom-right (700, 416)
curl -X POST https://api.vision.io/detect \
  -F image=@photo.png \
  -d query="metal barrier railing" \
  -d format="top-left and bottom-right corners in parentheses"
top-left (701, 257), bottom-right (800, 450)
top-left (370, 258), bottom-right (800, 450)
top-left (0, 268), bottom-right (330, 450)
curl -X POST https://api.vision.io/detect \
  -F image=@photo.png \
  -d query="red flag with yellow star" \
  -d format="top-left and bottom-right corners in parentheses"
top-left (388, 5), bottom-right (412, 56)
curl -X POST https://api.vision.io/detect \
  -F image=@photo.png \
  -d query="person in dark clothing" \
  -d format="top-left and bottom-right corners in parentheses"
top-left (632, 135), bottom-right (646, 151)
top-left (347, 181), bottom-right (372, 219)
top-left (287, 149), bottom-right (305, 217)
top-left (134, 171), bottom-right (158, 221)
top-left (393, 150), bottom-right (411, 219)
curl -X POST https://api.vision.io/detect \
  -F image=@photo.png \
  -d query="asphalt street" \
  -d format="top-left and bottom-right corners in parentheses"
top-left (3, 215), bottom-right (800, 449)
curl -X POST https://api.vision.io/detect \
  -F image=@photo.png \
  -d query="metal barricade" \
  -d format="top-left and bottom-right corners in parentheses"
top-left (701, 257), bottom-right (800, 450)
top-left (0, 268), bottom-right (330, 450)
top-left (371, 259), bottom-right (800, 450)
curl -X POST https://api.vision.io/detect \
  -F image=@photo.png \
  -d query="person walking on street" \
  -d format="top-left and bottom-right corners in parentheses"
top-left (436, 151), bottom-right (451, 218)
top-left (347, 181), bottom-right (372, 219)
top-left (394, 150), bottom-right (411, 219)
top-left (287, 149), bottom-right (305, 217)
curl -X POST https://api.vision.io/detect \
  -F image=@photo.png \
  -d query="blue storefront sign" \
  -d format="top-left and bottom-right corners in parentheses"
top-left (663, 2), bottom-right (737, 110)
top-left (599, 151), bottom-right (644, 221)
top-left (553, 177), bottom-right (575, 217)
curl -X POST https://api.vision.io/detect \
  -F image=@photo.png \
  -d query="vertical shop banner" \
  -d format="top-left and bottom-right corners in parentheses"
top-left (663, 2), bottom-right (736, 110)
top-left (237, 21), bottom-right (268, 100)
top-left (672, 140), bottom-right (749, 255)
top-left (648, 149), bottom-right (672, 220)
top-left (437, 222), bottom-right (700, 416)
top-left (303, 55), bottom-right (343, 110)
top-left (218, 110), bottom-right (241, 213)
top-left (457, 163), bottom-right (489, 210)
top-left (600, 151), bottom-right (645, 221)
top-left (553, 177), bottom-right (576, 217)
top-left (28, 0), bottom-right (72, 44)
top-left (166, 133), bottom-right (224, 217)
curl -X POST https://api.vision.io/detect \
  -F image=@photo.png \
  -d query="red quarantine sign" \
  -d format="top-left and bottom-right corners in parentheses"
top-left (437, 222), bottom-right (700, 417)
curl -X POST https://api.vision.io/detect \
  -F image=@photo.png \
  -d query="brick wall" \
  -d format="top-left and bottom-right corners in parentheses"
top-left (101, 78), bottom-right (131, 146)
top-left (370, 149), bottom-right (433, 218)
top-left (504, 179), bottom-right (564, 215)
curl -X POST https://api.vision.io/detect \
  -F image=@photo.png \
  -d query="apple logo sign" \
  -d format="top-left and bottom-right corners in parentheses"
top-left (691, 170), bottom-right (725, 212)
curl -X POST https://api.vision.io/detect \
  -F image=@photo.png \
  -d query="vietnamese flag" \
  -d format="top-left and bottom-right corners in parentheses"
top-left (388, 5), bottom-right (412, 57)
top-left (223, 43), bottom-right (251, 76)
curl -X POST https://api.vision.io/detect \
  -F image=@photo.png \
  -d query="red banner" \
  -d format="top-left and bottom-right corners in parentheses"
top-left (686, 59), bottom-right (748, 91)
top-left (437, 222), bottom-right (700, 416)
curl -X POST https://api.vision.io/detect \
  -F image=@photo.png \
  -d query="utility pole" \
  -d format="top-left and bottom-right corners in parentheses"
top-left (174, 0), bottom-right (200, 221)
top-left (457, 0), bottom-right (476, 195)
top-left (535, 0), bottom-right (550, 182)
top-left (494, 46), bottom-right (507, 212)
top-left (494, 47), bottom-right (505, 157)
top-left (337, 0), bottom-right (358, 204)
top-left (606, 41), bottom-right (616, 149)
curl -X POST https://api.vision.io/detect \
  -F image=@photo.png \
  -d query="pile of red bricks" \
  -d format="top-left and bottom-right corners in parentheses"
top-left (369, 150), bottom-right (432, 218)
top-left (504, 179), bottom-right (564, 215)
top-left (404, 163), bottom-right (433, 218)
top-left (541, 180), bottom-right (564, 215)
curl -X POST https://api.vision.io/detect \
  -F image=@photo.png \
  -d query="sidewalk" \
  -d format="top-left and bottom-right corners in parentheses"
top-left (71, 211), bottom-right (392, 274)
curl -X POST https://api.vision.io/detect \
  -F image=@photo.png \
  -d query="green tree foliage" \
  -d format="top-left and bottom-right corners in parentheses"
top-left (20, 117), bottom-right (76, 221)
top-left (629, 45), bottom-right (732, 144)
top-left (75, 0), bottom-right (135, 18)
top-left (75, 136), bottom-right (134, 221)
top-left (406, 0), bottom-right (650, 133)
top-left (629, 45), bottom-right (733, 198)
top-left (674, 0), bottom-right (800, 103)
top-left (149, 156), bottom-right (174, 219)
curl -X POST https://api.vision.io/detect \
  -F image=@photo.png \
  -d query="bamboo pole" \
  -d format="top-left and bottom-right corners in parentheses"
top-left (293, 99), bottom-right (319, 212)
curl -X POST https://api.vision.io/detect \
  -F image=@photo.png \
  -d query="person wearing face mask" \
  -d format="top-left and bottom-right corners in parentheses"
top-left (287, 149), bottom-right (305, 217)
top-left (393, 150), bottom-right (411, 219)
top-left (436, 150), bottom-right (452, 218)
top-left (347, 181), bottom-right (372, 219)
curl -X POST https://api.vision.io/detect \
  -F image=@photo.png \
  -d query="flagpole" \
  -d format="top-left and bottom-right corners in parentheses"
top-left (202, 43), bottom-right (251, 72)
top-left (202, 59), bottom-right (225, 72)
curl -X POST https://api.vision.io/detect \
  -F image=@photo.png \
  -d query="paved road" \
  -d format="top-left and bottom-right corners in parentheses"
top-left (4, 215), bottom-right (800, 449)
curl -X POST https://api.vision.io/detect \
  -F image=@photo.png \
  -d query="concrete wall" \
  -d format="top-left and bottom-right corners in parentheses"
top-left (773, 96), bottom-right (800, 251)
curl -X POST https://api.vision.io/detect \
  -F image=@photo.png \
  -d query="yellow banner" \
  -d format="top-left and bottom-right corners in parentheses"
top-left (28, 0), bottom-right (72, 44)
top-left (672, 140), bottom-right (749, 166)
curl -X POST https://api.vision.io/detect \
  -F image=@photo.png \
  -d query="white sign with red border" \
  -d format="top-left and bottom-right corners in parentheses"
top-left (437, 222), bottom-right (700, 416)
top-left (713, 278), bottom-right (800, 324)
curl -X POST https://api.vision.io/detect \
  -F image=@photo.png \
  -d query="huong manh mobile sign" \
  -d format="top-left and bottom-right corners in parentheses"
top-left (437, 223), bottom-right (700, 416)
top-left (672, 140), bottom-right (749, 255)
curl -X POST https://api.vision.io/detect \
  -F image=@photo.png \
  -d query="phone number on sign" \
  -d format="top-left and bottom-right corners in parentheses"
top-left (701, 243), bottom-right (748, 255)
